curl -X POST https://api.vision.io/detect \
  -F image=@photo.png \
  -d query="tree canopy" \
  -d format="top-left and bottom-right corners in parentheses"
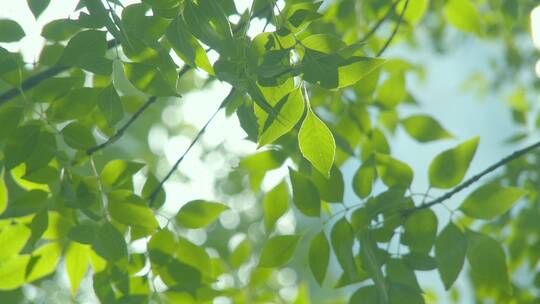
top-left (0, 0), bottom-right (539, 303)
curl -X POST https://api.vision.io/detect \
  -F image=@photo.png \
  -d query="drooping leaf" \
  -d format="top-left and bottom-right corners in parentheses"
top-left (289, 168), bottom-right (320, 217)
top-left (41, 19), bottom-right (80, 41)
top-left (308, 231), bottom-right (329, 286)
top-left (402, 209), bottom-right (438, 253)
top-left (176, 200), bottom-right (228, 229)
top-left (258, 234), bottom-right (300, 268)
top-left (65, 242), bottom-right (90, 295)
top-left (230, 239), bottom-right (251, 269)
top-left (459, 183), bottom-right (527, 220)
top-left (331, 218), bottom-right (358, 281)
top-left (401, 115), bottom-right (453, 143)
top-left (0, 19), bottom-right (25, 42)
top-left (466, 230), bottom-right (511, 294)
top-left (0, 223), bottom-right (31, 260)
top-left (435, 222), bottom-right (466, 290)
top-left (298, 107), bottom-right (336, 177)
top-left (258, 88), bottom-right (305, 147)
top-left (428, 137), bottom-right (479, 189)
top-left (26, 242), bottom-right (62, 282)
top-left (92, 222), bottom-right (127, 262)
top-left (263, 181), bottom-right (289, 231)
top-left (353, 156), bottom-right (376, 199)
top-left (0, 255), bottom-right (30, 290)
top-left (311, 165), bottom-right (344, 203)
top-left (27, 0), bottom-right (51, 19)
top-left (358, 230), bottom-right (389, 304)
top-left (108, 197), bottom-right (159, 231)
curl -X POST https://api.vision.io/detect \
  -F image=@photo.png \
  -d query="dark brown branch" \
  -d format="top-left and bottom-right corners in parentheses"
top-left (408, 139), bottom-right (540, 213)
top-left (0, 39), bottom-right (119, 107)
top-left (148, 88), bottom-right (235, 203)
top-left (376, 0), bottom-right (409, 57)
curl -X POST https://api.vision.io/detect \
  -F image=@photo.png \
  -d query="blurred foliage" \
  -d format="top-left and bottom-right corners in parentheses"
top-left (0, 0), bottom-right (539, 303)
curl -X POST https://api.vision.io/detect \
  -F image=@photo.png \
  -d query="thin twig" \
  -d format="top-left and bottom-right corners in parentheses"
top-left (359, 0), bottom-right (403, 43)
top-left (409, 139), bottom-right (540, 213)
top-left (0, 39), bottom-right (119, 106)
top-left (376, 0), bottom-right (409, 57)
top-left (148, 88), bottom-right (235, 203)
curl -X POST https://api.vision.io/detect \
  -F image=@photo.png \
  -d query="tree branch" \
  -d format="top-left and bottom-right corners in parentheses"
top-left (409, 139), bottom-right (540, 213)
top-left (148, 88), bottom-right (235, 203)
top-left (376, 0), bottom-right (409, 57)
top-left (0, 39), bottom-right (119, 107)
top-left (359, 0), bottom-right (402, 43)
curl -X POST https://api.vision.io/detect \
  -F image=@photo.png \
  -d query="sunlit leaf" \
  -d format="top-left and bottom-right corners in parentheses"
top-left (298, 107), bottom-right (336, 177)
top-left (263, 181), bottom-right (288, 231)
top-left (459, 183), bottom-right (527, 220)
top-left (401, 115), bottom-right (453, 143)
top-left (65, 242), bottom-right (90, 295)
top-left (428, 137), bottom-right (479, 189)
top-left (258, 234), bottom-right (300, 268)
top-left (176, 200), bottom-right (228, 229)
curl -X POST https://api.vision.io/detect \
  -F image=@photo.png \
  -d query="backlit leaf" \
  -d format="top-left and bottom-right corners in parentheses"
top-left (176, 200), bottom-right (228, 229)
top-left (259, 234), bottom-right (300, 268)
top-left (299, 107), bottom-right (336, 177)
top-left (459, 183), bottom-right (526, 220)
top-left (289, 168), bottom-right (320, 217)
top-left (401, 115), bottom-right (453, 143)
top-left (435, 222), bottom-right (466, 290)
top-left (308, 231), bottom-right (329, 286)
top-left (428, 137), bottom-right (479, 189)
top-left (263, 181), bottom-right (288, 231)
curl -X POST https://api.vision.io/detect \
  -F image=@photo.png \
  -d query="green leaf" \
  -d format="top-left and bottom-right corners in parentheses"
top-left (0, 19), bottom-right (25, 42)
top-left (459, 183), bottom-right (526, 220)
top-left (59, 30), bottom-right (107, 66)
top-left (124, 58), bottom-right (179, 97)
top-left (1, 190), bottom-right (48, 218)
top-left (26, 242), bottom-right (62, 282)
top-left (166, 16), bottom-right (213, 74)
top-left (375, 154), bottom-right (413, 188)
top-left (101, 160), bottom-right (145, 188)
top-left (27, 0), bottom-right (50, 19)
top-left (466, 230), bottom-right (511, 294)
top-left (289, 168), bottom-right (320, 217)
top-left (263, 181), bottom-right (288, 231)
top-left (338, 57), bottom-right (386, 88)
top-left (401, 115), bottom-right (453, 143)
top-left (331, 218), bottom-right (358, 281)
top-left (230, 239), bottom-right (251, 269)
top-left (281, 2), bottom-right (322, 33)
top-left (143, 173), bottom-right (166, 209)
top-left (61, 122), bottom-right (96, 150)
top-left (428, 137), bottom-right (479, 189)
top-left (388, 283), bottom-right (424, 304)
top-left (353, 156), bottom-right (375, 199)
top-left (97, 85), bottom-right (124, 127)
top-left (65, 242), bottom-right (90, 295)
top-left (26, 210), bottom-right (49, 248)
top-left (386, 259), bottom-right (421, 292)
top-left (402, 252), bottom-right (437, 271)
top-left (41, 19), bottom-right (80, 41)
top-left (239, 149), bottom-right (287, 172)
top-left (176, 200), bottom-right (228, 229)
top-left (0, 255), bottom-right (30, 290)
top-left (92, 222), bottom-right (127, 262)
top-left (396, 0), bottom-right (428, 25)
top-left (47, 87), bottom-right (100, 121)
top-left (308, 231), bottom-right (329, 286)
top-left (108, 198), bottom-right (159, 231)
top-left (435, 222), bottom-right (466, 290)
top-left (0, 170), bottom-right (7, 214)
top-left (298, 107), bottom-right (336, 177)
top-left (0, 223), bottom-right (31, 260)
top-left (358, 230), bottom-right (389, 304)
top-left (258, 87), bottom-right (305, 146)
top-left (349, 286), bottom-right (379, 304)
top-left (258, 234), bottom-right (300, 268)
top-left (311, 165), bottom-right (344, 203)
top-left (444, 0), bottom-right (482, 34)
top-left (402, 209), bottom-right (437, 253)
